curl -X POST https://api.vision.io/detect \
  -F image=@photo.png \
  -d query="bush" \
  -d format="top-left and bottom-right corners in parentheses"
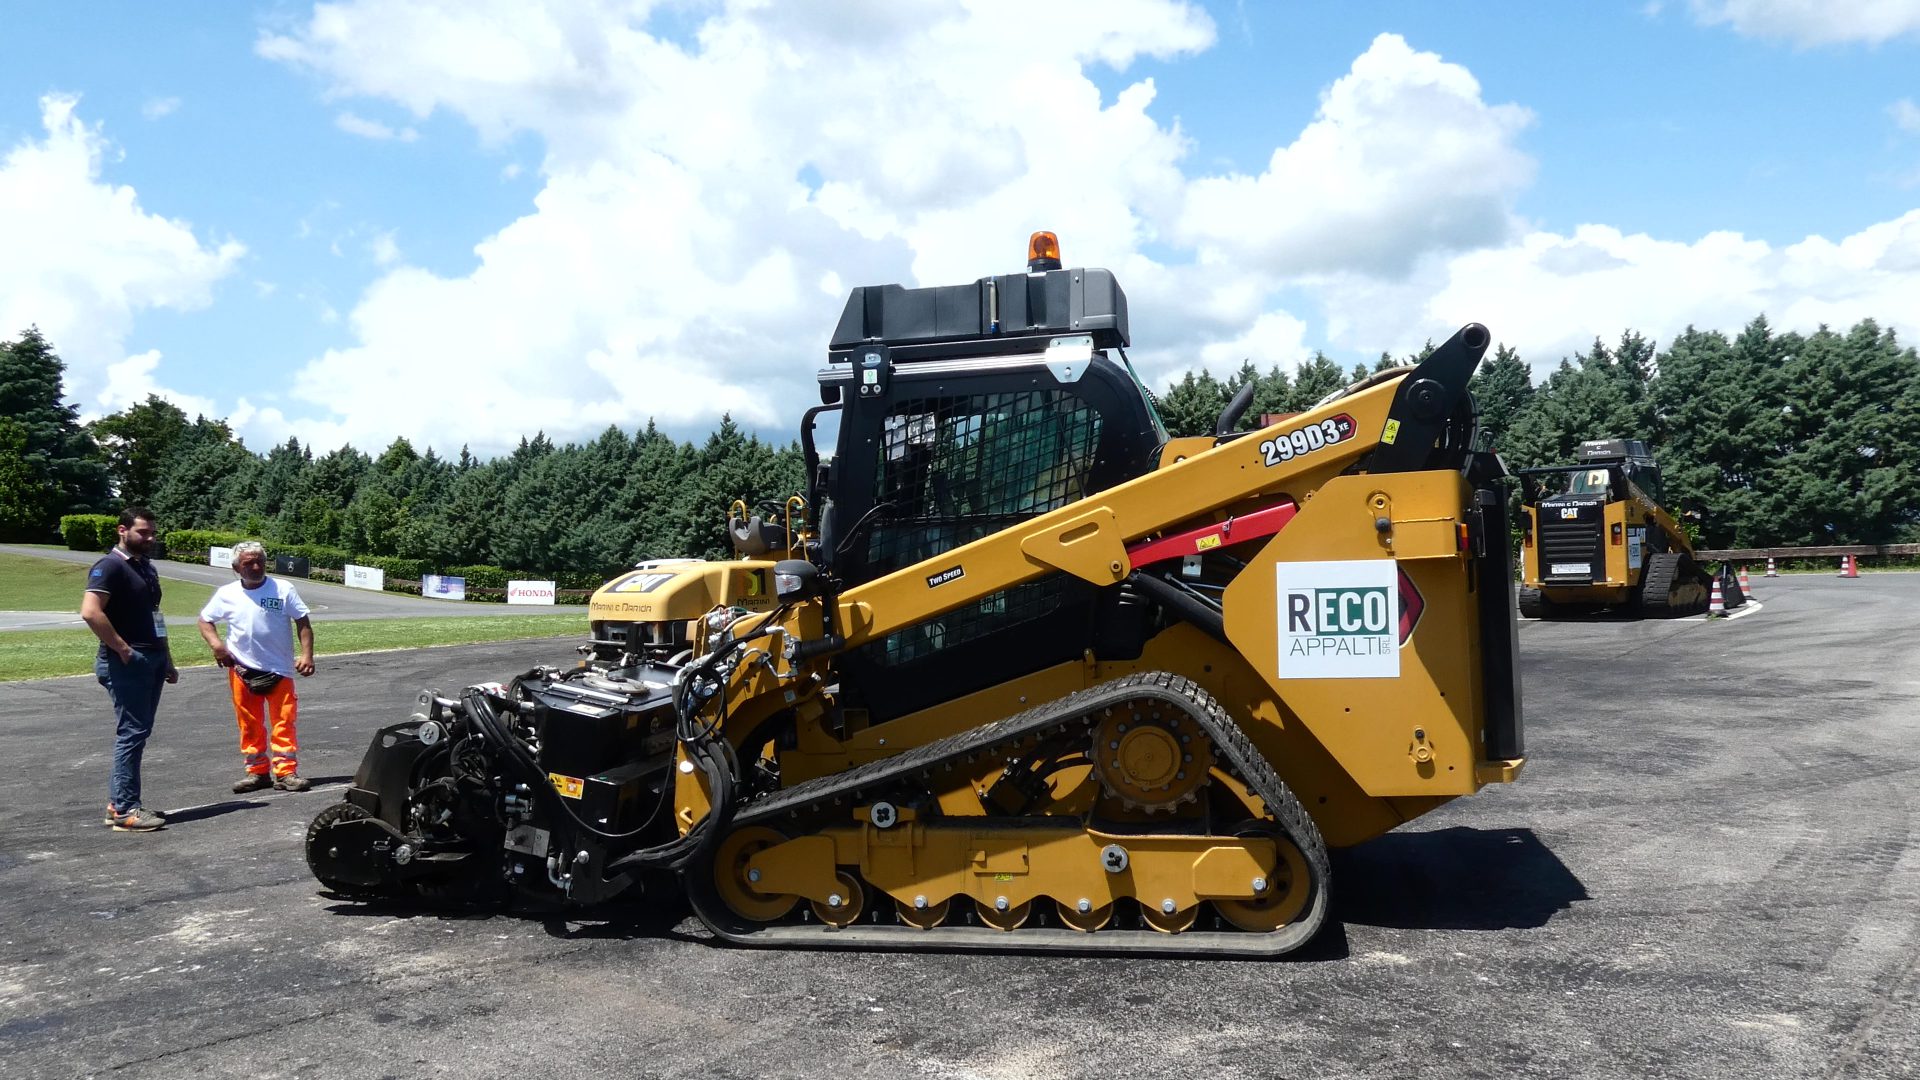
top-left (162, 528), bottom-right (250, 560)
top-left (60, 514), bottom-right (118, 551)
top-left (444, 563), bottom-right (611, 592)
top-left (352, 554), bottom-right (429, 581)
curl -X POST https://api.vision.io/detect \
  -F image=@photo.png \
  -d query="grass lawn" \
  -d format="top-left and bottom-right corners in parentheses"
top-left (0, 550), bottom-right (216, 616)
top-left (0, 613), bottom-right (586, 682)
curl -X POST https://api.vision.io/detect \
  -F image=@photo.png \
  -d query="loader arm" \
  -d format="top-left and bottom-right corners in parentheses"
top-left (829, 324), bottom-right (1490, 648)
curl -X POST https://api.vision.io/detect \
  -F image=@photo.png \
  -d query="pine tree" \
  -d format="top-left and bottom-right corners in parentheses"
top-left (1287, 352), bottom-right (1346, 411)
top-left (0, 327), bottom-right (110, 538)
top-left (1469, 344), bottom-right (1533, 450)
top-left (1157, 371), bottom-right (1230, 438)
top-left (90, 394), bottom-right (191, 506)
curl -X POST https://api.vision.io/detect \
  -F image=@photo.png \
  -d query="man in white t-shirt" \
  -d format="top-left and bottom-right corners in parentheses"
top-left (196, 541), bottom-right (317, 793)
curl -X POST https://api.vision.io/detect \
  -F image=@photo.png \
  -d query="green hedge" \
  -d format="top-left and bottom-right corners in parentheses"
top-left (270, 543), bottom-right (353, 571)
top-left (59, 515), bottom-right (119, 552)
top-left (350, 554), bottom-right (430, 580)
top-left (445, 564), bottom-right (609, 591)
top-left (161, 528), bottom-right (251, 559)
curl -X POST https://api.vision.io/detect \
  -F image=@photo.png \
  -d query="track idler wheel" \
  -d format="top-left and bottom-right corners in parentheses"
top-left (1213, 832), bottom-right (1313, 933)
top-left (975, 897), bottom-right (1032, 931)
top-left (896, 895), bottom-right (951, 930)
top-left (810, 871), bottom-right (865, 928)
top-left (713, 826), bottom-right (800, 923)
top-left (1055, 898), bottom-right (1114, 933)
top-left (1140, 898), bottom-right (1199, 934)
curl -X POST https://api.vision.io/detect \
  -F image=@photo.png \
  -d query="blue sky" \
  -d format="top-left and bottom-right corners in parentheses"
top-left (3, 1), bottom-right (1918, 456)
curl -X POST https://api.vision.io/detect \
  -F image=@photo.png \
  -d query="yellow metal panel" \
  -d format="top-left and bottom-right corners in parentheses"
top-left (1220, 472), bottom-right (1485, 798)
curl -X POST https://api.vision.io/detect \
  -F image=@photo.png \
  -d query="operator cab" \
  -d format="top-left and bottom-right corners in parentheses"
top-left (808, 233), bottom-right (1165, 722)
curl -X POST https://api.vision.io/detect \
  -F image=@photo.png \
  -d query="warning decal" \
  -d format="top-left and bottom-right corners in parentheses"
top-left (548, 772), bottom-right (585, 799)
top-left (1274, 560), bottom-right (1401, 680)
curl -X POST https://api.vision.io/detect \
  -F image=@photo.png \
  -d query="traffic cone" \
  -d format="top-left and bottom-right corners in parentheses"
top-left (1765, 557), bottom-right (1778, 578)
top-left (1708, 574), bottom-right (1725, 616)
top-left (1840, 554), bottom-right (1860, 579)
top-left (1738, 565), bottom-right (1754, 597)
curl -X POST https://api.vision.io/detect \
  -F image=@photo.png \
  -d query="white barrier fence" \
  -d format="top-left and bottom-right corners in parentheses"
top-left (506, 580), bottom-right (557, 605)
top-left (208, 546), bottom-right (234, 569)
top-left (343, 564), bottom-right (386, 592)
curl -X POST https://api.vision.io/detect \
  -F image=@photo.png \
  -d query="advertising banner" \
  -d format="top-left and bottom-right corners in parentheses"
top-left (1273, 560), bottom-right (1401, 679)
top-left (209, 546), bottom-right (234, 569)
top-left (344, 564), bottom-right (386, 592)
top-left (506, 580), bottom-right (557, 605)
top-left (422, 574), bottom-right (467, 602)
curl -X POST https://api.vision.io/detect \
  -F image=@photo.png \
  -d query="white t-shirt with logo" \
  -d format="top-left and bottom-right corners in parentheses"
top-left (199, 578), bottom-right (313, 677)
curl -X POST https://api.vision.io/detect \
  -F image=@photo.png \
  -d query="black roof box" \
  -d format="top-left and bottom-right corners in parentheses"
top-left (828, 267), bottom-right (1128, 361)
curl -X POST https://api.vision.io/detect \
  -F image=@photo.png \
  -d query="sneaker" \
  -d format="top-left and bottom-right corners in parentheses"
top-left (232, 773), bottom-right (272, 794)
top-left (107, 806), bottom-right (165, 832)
top-left (273, 773), bottom-right (311, 793)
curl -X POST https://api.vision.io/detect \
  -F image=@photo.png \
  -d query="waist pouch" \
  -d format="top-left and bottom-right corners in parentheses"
top-left (236, 665), bottom-right (284, 695)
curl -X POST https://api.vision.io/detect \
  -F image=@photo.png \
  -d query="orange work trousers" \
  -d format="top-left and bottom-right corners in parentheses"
top-left (228, 669), bottom-right (299, 777)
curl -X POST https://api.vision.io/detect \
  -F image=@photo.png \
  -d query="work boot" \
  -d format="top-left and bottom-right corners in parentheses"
top-left (232, 773), bottom-right (272, 794)
top-left (107, 806), bottom-right (166, 832)
top-left (273, 773), bottom-right (311, 793)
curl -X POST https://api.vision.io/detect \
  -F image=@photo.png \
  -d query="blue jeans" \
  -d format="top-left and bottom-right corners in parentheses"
top-left (96, 647), bottom-right (166, 811)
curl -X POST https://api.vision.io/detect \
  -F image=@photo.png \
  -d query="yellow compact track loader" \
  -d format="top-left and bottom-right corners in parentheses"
top-left (1517, 439), bottom-right (1711, 618)
top-left (306, 234), bottom-right (1526, 957)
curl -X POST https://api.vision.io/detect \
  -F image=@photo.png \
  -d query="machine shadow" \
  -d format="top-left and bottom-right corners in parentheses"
top-left (313, 826), bottom-right (1584, 955)
top-left (157, 798), bottom-right (270, 824)
top-left (1330, 826), bottom-right (1587, 932)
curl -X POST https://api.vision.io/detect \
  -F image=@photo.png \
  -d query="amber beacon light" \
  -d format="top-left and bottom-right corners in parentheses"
top-left (1027, 230), bottom-right (1062, 271)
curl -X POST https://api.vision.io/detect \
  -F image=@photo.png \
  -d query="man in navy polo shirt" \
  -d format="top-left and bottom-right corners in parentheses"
top-left (79, 507), bottom-right (178, 832)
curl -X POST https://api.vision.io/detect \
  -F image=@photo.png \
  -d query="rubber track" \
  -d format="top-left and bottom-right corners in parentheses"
top-left (688, 671), bottom-right (1333, 957)
top-left (1641, 551), bottom-right (1707, 617)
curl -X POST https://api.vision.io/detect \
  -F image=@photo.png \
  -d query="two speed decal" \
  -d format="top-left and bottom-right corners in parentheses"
top-left (1259, 413), bottom-right (1356, 467)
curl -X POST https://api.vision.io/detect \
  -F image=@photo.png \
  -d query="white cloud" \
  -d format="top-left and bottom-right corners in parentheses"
top-left (1178, 34), bottom-right (1535, 279)
top-left (141, 96), bottom-right (181, 120)
top-left (367, 230), bottom-right (401, 266)
top-left (0, 95), bottom-right (243, 414)
top-left (333, 111), bottom-right (419, 142)
top-left (250, 2), bottom-right (1920, 455)
top-left (97, 350), bottom-right (219, 417)
top-left (1689, 0), bottom-right (1920, 46)
top-left (1892, 98), bottom-right (1920, 134)
top-left (1311, 212), bottom-right (1920, 372)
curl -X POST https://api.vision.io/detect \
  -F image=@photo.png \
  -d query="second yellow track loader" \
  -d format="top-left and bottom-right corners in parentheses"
top-left (307, 233), bottom-right (1526, 957)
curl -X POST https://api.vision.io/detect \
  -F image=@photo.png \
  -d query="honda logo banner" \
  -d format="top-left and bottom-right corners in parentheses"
top-left (506, 580), bottom-right (557, 605)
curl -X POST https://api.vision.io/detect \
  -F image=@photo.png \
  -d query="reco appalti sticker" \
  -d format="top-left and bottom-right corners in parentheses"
top-left (1273, 560), bottom-right (1401, 679)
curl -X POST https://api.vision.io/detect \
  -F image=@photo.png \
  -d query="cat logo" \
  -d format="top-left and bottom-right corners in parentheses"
top-left (1560, 507), bottom-right (1579, 520)
top-left (612, 572), bottom-right (678, 594)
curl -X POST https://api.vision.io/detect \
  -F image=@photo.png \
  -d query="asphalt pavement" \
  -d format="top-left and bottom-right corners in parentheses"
top-left (0, 575), bottom-right (1915, 1079)
top-left (0, 545), bottom-right (586, 631)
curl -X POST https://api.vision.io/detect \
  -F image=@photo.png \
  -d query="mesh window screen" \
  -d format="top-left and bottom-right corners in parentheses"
top-left (864, 390), bottom-right (1104, 665)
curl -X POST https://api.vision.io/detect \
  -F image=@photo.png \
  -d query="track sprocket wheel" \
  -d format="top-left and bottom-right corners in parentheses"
top-left (1092, 703), bottom-right (1214, 811)
top-left (713, 826), bottom-right (800, 923)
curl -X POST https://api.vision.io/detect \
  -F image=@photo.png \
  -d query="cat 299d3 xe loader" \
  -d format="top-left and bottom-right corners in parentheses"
top-left (305, 233), bottom-right (1525, 957)
top-left (1517, 438), bottom-right (1712, 618)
